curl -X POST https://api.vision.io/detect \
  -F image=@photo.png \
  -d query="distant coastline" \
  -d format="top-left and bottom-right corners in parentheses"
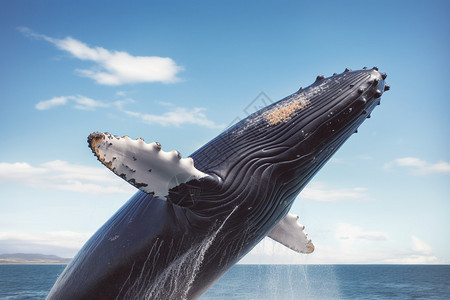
top-left (0, 253), bottom-right (71, 264)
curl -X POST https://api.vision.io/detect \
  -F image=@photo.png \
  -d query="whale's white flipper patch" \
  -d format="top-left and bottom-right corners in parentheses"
top-left (88, 132), bottom-right (210, 198)
top-left (267, 213), bottom-right (314, 254)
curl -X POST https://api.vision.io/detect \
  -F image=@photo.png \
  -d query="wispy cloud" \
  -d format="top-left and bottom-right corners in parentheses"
top-left (324, 226), bottom-right (437, 264)
top-left (0, 231), bottom-right (92, 258)
top-left (299, 182), bottom-right (369, 202)
top-left (35, 95), bottom-right (110, 110)
top-left (115, 90), bottom-right (132, 97)
top-left (19, 27), bottom-right (183, 85)
top-left (384, 236), bottom-right (437, 264)
top-left (335, 223), bottom-right (388, 242)
top-left (411, 235), bottom-right (432, 255)
top-left (35, 96), bottom-right (68, 110)
top-left (35, 93), bottom-right (223, 128)
top-left (357, 154), bottom-right (373, 160)
top-left (384, 157), bottom-right (450, 175)
top-left (124, 107), bottom-right (224, 128)
top-left (0, 160), bottom-right (135, 195)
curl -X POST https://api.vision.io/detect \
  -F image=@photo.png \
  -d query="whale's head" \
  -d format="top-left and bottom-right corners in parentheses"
top-left (190, 68), bottom-right (388, 221)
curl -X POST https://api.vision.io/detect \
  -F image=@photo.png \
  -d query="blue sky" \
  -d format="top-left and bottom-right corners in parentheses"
top-left (0, 0), bottom-right (449, 264)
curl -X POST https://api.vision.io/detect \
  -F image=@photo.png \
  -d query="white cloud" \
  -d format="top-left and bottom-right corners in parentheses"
top-left (331, 226), bottom-right (437, 264)
top-left (0, 162), bottom-right (47, 178)
top-left (19, 27), bottom-right (183, 85)
top-left (35, 94), bottom-right (223, 128)
top-left (71, 95), bottom-right (109, 110)
top-left (0, 160), bottom-right (135, 195)
top-left (36, 95), bottom-right (109, 110)
top-left (25, 27), bottom-right (220, 129)
top-left (384, 254), bottom-right (438, 264)
top-left (335, 223), bottom-right (388, 242)
top-left (395, 157), bottom-right (426, 168)
top-left (35, 96), bottom-right (68, 110)
top-left (124, 107), bottom-right (224, 129)
top-left (155, 100), bottom-right (175, 107)
top-left (385, 157), bottom-right (450, 175)
top-left (299, 182), bottom-right (369, 202)
top-left (411, 235), bottom-right (432, 255)
top-left (0, 231), bottom-right (92, 258)
top-left (384, 236), bottom-right (437, 264)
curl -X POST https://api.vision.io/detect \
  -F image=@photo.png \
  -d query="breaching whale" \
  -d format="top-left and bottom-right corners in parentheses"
top-left (47, 67), bottom-right (389, 299)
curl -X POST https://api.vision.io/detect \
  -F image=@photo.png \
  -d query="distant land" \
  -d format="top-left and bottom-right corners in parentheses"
top-left (0, 253), bottom-right (71, 264)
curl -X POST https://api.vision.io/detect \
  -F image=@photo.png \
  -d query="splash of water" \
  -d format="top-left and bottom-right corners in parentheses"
top-left (119, 206), bottom-right (239, 300)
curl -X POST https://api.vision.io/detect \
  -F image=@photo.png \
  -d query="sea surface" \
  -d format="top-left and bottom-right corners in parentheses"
top-left (0, 264), bottom-right (449, 299)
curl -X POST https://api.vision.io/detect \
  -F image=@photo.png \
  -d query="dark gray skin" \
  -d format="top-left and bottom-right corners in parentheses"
top-left (47, 68), bottom-right (388, 300)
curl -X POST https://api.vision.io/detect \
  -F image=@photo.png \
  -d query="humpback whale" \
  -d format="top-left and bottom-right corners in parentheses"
top-left (47, 67), bottom-right (389, 299)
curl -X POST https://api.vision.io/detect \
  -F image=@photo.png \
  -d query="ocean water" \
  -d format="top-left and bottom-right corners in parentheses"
top-left (0, 264), bottom-right (65, 300)
top-left (0, 264), bottom-right (449, 299)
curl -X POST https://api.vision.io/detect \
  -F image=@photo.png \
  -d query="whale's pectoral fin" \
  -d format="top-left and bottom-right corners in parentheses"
top-left (267, 213), bottom-right (314, 254)
top-left (88, 132), bottom-right (211, 199)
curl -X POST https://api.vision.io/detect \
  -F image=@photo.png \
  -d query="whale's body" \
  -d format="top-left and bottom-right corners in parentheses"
top-left (47, 68), bottom-right (388, 299)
